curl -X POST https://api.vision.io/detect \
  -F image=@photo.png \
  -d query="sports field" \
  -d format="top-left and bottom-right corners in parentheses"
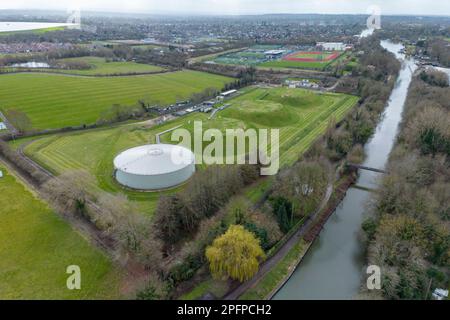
top-left (0, 70), bottom-right (232, 130)
top-left (54, 57), bottom-right (165, 76)
top-left (209, 45), bottom-right (282, 66)
top-left (261, 51), bottom-right (342, 70)
top-left (284, 51), bottom-right (339, 62)
top-left (0, 166), bottom-right (121, 299)
top-left (22, 87), bottom-right (357, 215)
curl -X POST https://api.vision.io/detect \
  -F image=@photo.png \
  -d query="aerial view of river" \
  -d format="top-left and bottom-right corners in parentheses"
top-left (274, 39), bottom-right (418, 300)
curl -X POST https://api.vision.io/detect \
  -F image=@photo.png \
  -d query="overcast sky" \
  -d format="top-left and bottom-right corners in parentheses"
top-left (2, 0), bottom-right (450, 16)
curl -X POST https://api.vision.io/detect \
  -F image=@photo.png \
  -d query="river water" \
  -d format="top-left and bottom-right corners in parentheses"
top-left (274, 40), bottom-right (417, 300)
top-left (0, 22), bottom-right (76, 33)
top-left (11, 62), bottom-right (51, 68)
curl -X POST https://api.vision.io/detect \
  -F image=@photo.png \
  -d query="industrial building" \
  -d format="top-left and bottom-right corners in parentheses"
top-left (114, 144), bottom-right (195, 190)
top-left (264, 49), bottom-right (286, 59)
top-left (220, 89), bottom-right (238, 98)
top-left (316, 42), bottom-right (345, 51)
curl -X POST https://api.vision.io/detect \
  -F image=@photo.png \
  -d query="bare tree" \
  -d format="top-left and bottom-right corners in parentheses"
top-left (98, 193), bottom-right (163, 270)
top-left (42, 170), bottom-right (95, 217)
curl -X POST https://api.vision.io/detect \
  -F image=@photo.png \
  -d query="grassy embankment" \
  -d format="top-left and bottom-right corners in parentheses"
top-left (0, 166), bottom-right (122, 299)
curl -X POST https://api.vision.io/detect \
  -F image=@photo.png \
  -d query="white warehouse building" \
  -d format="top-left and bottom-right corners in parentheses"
top-left (316, 42), bottom-right (345, 51)
top-left (114, 144), bottom-right (195, 190)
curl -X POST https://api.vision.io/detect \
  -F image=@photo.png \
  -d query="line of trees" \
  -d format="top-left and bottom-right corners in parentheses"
top-left (0, 140), bottom-right (49, 185)
top-left (363, 71), bottom-right (450, 299)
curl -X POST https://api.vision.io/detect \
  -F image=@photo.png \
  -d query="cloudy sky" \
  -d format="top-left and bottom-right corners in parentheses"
top-left (2, 0), bottom-right (450, 16)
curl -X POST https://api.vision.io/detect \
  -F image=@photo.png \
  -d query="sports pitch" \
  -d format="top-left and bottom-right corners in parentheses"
top-left (209, 47), bottom-right (343, 70)
top-left (0, 70), bottom-right (232, 130)
top-left (21, 87), bottom-right (358, 215)
top-left (261, 51), bottom-right (343, 70)
top-left (283, 51), bottom-right (340, 62)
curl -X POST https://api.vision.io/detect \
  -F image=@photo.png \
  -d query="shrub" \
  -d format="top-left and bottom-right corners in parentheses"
top-left (271, 197), bottom-right (294, 233)
top-left (244, 222), bottom-right (270, 250)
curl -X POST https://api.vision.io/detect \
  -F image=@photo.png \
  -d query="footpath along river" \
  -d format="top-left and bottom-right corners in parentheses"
top-left (274, 39), bottom-right (418, 300)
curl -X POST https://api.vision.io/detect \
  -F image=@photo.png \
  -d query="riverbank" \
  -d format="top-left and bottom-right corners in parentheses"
top-left (241, 174), bottom-right (356, 300)
top-left (274, 40), bottom-right (416, 300)
top-left (223, 182), bottom-right (334, 300)
top-left (363, 68), bottom-right (450, 299)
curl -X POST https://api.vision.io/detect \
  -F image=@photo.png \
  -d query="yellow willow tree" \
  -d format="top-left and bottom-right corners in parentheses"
top-left (206, 225), bottom-right (266, 282)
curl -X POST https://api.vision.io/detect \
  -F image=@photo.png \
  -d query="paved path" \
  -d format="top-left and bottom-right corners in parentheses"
top-left (223, 183), bottom-right (333, 300)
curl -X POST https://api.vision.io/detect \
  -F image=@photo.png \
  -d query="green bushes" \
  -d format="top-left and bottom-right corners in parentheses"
top-left (271, 197), bottom-right (294, 234)
top-left (97, 103), bottom-right (147, 125)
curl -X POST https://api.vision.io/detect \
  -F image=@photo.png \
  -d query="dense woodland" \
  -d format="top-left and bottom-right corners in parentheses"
top-left (364, 70), bottom-right (450, 299)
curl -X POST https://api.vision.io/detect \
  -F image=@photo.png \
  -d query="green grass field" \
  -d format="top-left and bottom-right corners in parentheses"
top-left (1, 57), bottom-right (165, 76)
top-left (261, 51), bottom-right (343, 70)
top-left (0, 166), bottom-right (122, 299)
top-left (21, 87), bottom-right (357, 215)
top-left (54, 57), bottom-right (165, 76)
top-left (0, 70), bottom-right (232, 130)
